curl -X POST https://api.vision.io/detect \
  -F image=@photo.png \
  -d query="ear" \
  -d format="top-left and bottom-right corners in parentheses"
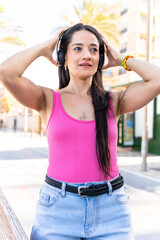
top-left (65, 55), bottom-right (68, 66)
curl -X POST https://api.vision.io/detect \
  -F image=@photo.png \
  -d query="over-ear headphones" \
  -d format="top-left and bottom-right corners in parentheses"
top-left (55, 28), bottom-right (105, 70)
top-left (55, 29), bottom-right (68, 66)
top-left (98, 51), bottom-right (105, 70)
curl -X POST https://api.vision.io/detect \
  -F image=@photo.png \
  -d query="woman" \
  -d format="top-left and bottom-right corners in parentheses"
top-left (0, 23), bottom-right (160, 240)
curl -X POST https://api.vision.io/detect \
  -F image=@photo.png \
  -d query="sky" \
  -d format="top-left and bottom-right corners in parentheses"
top-left (0, 0), bottom-right (82, 89)
top-left (1, 0), bottom-right (81, 43)
top-left (0, 0), bottom-right (116, 89)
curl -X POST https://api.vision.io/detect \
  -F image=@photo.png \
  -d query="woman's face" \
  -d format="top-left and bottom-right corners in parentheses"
top-left (65, 30), bottom-right (100, 80)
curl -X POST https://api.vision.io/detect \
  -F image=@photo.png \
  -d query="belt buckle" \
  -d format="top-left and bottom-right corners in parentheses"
top-left (78, 186), bottom-right (88, 197)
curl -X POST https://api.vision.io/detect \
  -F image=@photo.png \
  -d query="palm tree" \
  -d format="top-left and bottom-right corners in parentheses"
top-left (61, 0), bottom-right (119, 44)
top-left (1, 92), bottom-right (14, 113)
top-left (0, 6), bottom-right (26, 47)
top-left (0, 5), bottom-right (27, 131)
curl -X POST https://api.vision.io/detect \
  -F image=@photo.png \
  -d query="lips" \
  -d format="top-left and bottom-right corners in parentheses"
top-left (79, 62), bottom-right (92, 67)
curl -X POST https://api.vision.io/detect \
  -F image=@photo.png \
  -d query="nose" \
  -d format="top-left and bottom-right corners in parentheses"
top-left (82, 48), bottom-right (91, 60)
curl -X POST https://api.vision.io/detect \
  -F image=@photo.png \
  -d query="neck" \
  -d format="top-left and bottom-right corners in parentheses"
top-left (66, 77), bottom-right (92, 96)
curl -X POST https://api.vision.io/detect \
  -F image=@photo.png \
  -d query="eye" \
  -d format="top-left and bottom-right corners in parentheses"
top-left (74, 47), bottom-right (81, 51)
top-left (91, 48), bottom-right (98, 52)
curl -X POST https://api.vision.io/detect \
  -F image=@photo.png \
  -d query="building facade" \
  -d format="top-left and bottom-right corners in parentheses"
top-left (103, 0), bottom-right (160, 154)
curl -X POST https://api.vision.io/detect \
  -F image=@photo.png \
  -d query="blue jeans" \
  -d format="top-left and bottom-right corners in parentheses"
top-left (30, 175), bottom-right (135, 240)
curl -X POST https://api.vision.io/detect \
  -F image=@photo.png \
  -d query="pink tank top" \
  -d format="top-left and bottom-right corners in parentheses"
top-left (46, 89), bottom-right (120, 183)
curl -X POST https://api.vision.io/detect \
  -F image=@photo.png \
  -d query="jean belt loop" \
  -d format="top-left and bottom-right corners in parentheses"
top-left (106, 180), bottom-right (112, 196)
top-left (61, 182), bottom-right (67, 198)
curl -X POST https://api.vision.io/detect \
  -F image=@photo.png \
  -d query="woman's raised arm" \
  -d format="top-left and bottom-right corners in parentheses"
top-left (0, 29), bottom-right (64, 112)
top-left (101, 35), bottom-right (160, 117)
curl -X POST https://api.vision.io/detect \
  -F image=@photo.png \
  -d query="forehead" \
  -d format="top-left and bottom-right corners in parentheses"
top-left (69, 30), bottom-right (99, 45)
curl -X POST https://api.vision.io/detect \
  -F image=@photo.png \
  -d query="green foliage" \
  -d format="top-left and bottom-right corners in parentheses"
top-left (0, 5), bottom-right (26, 46)
top-left (0, 6), bottom-right (4, 13)
top-left (0, 93), bottom-right (14, 113)
top-left (0, 37), bottom-right (26, 46)
top-left (62, 0), bottom-right (120, 44)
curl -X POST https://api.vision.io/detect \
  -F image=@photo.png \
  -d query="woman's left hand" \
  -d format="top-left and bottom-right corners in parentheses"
top-left (100, 35), bottom-right (124, 70)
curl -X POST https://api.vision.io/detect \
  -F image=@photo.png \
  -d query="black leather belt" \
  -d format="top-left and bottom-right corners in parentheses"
top-left (45, 174), bottom-right (124, 197)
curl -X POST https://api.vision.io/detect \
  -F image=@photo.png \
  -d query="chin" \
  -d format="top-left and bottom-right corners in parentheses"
top-left (69, 68), bottom-right (98, 79)
top-left (78, 74), bottom-right (94, 79)
top-left (79, 70), bottom-right (97, 79)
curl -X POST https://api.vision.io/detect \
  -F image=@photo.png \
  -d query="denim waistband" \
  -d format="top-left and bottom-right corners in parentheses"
top-left (44, 173), bottom-right (123, 197)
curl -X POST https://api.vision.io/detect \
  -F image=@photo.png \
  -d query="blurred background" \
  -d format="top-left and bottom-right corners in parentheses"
top-left (0, 0), bottom-right (159, 155)
top-left (0, 0), bottom-right (160, 239)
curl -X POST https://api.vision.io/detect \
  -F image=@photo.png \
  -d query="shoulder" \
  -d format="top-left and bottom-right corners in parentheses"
top-left (39, 87), bottom-right (69, 111)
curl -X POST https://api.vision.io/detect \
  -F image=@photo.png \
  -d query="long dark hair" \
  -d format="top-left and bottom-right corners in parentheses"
top-left (57, 23), bottom-right (113, 179)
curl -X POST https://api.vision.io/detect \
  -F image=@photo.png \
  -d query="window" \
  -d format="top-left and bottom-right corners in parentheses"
top-left (120, 41), bottom-right (127, 53)
top-left (121, 19), bottom-right (127, 34)
top-left (141, 15), bottom-right (147, 24)
top-left (121, 0), bottom-right (128, 15)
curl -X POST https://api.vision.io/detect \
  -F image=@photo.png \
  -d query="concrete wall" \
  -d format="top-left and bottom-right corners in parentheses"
top-left (5, 115), bottom-right (40, 133)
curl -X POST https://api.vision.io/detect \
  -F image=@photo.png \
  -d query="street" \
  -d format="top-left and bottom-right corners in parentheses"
top-left (0, 130), bottom-right (160, 240)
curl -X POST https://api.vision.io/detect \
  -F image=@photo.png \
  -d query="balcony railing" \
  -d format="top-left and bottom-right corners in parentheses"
top-left (121, 28), bottom-right (127, 34)
top-left (120, 47), bottom-right (127, 53)
top-left (121, 8), bottom-right (128, 15)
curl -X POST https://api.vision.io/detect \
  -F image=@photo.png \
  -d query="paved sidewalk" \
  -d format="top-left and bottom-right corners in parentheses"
top-left (117, 146), bottom-right (160, 181)
top-left (1, 129), bottom-right (159, 182)
top-left (0, 130), bottom-right (159, 239)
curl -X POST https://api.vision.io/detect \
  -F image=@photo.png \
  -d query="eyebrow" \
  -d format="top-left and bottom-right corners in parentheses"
top-left (71, 43), bottom-right (98, 47)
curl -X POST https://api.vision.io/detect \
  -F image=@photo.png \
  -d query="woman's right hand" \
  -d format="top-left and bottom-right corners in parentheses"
top-left (41, 28), bottom-right (66, 66)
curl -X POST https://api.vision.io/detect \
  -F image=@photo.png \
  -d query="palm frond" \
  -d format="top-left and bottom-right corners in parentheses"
top-left (73, 5), bottom-right (83, 20)
top-left (0, 5), bottom-right (26, 47)
top-left (0, 21), bottom-right (8, 28)
top-left (60, 0), bottom-right (120, 44)
top-left (0, 37), bottom-right (26, 46)
top-left (0, 6), bottom-right (4, 12)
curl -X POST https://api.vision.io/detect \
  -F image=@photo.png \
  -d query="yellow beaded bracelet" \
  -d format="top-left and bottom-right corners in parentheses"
top-left (122, 55), bottom-right (134, 71)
